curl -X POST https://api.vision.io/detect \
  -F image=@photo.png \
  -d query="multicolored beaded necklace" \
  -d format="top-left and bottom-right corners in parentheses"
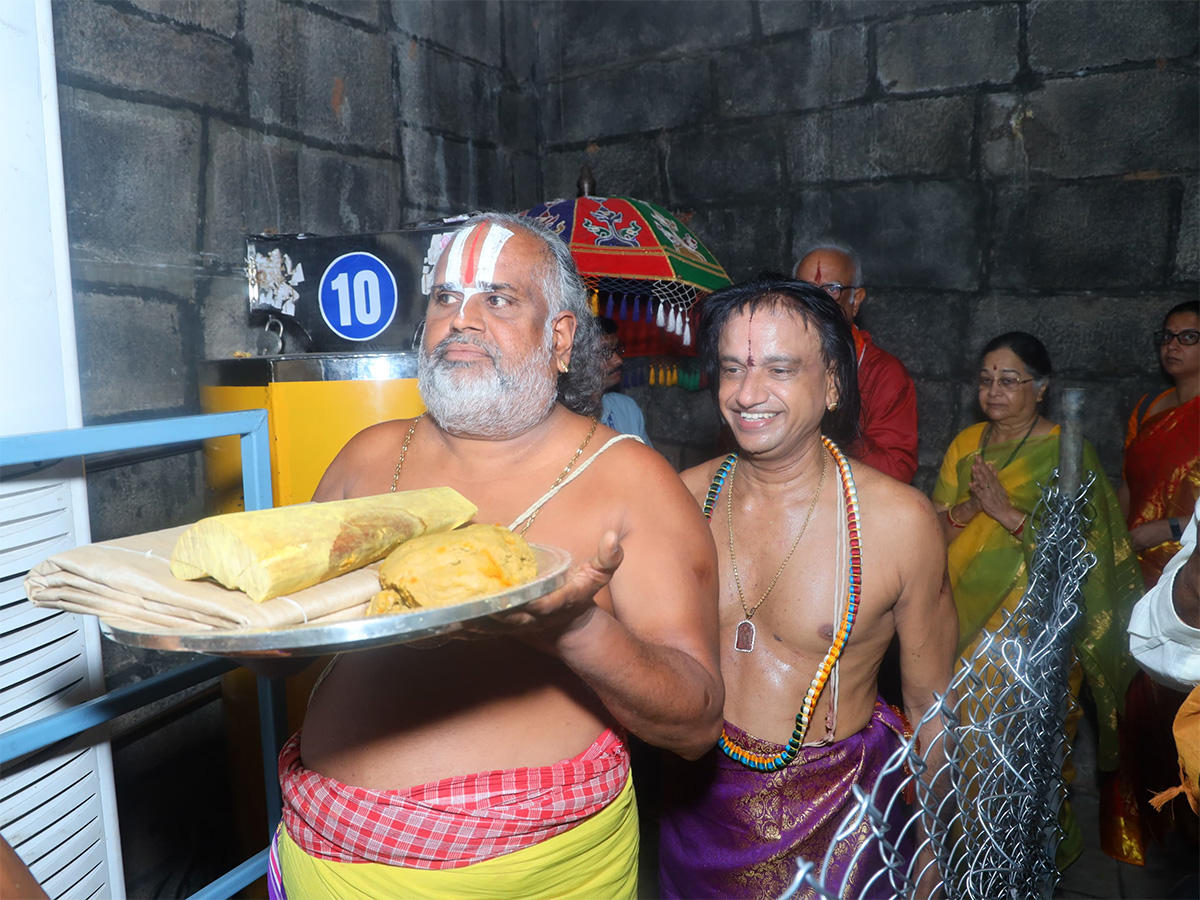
top-left (703, 437), bottom-right (864, 772)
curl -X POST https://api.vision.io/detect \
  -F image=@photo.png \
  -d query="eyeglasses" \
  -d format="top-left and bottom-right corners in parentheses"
top-left (818, 283), bottom-right (861, 298)
top-left (1154, 329), bottom-right (1200, 346)
top-left (598, 344), bottom-right (625, 359)
top-left (978, 375), bottom-right (1035, 391)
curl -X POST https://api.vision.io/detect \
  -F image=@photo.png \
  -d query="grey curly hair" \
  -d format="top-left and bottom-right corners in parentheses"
top-left (459, 211), bottom-right (604, 416)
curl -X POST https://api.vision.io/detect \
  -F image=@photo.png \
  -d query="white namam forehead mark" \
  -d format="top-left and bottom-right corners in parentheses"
top-left (437, 222), bottom-right (515, 311)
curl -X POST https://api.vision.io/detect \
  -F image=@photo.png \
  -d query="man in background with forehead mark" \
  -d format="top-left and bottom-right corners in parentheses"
top-left (267, 213), bottom-right (723, 899)
top-left (795, 241), bottom-right (919, 484)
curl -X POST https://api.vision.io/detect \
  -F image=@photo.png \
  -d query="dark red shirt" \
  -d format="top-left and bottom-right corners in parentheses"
top-left (851, 328), bottom-right (918, 484)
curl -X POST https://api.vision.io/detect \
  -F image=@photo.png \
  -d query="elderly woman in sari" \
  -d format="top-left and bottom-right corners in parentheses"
top-left (1113, 299), bottom-right (1200, 864)
top-left (931, 332), bottom-right (1143, 868)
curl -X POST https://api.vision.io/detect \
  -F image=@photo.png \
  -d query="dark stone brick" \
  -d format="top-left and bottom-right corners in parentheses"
top-left (389, 0), bottom-right (435, 37)
top-left (401, 128), bottom-right (513, 213)
top-left (1177, 176), bottom-right (1199, 282)
top-left (991, 181), bottom-right (1174, 290)
top-left (792, 182), bottom-right (983, 290)
top-left (498, 88), bottom-right (539, 152)
top-left (541, 138), bottom-right (663, 201)
top-left (964, 294), bottom-right (1182, 381)
top-left (544, 57), bottom-right (712, 144)
top-left (53, 0), bottom-right (242, 112)
top-left (640, 385), bottom-right (723, 446)
top-left (914, 379), bottom-right (960, 469)
top-left (666, 123), bottom-right (783, 205)
top-left (395, 38), bottom-right (506, 143)
top-left (857, 291), bottom-right (969, 379)
top-left (126, 0), bottom-right (240, 36)
top-left (297, 146), bottom-right (404, 235)
top-left (819, 1), bottom-right (952, 25)
top-left (1028, 0), bottom-right (1199, 73)
top-left (86, 453), bottom-right (205, 541)
top-left (877, 5), bottom-right (1020, 92)
top-left (59, 89), bottom-right (202, 269)
top-left (307, 0), bottom-right (383, 27)
top-left (436, 1), bottom-right (504, 69)
top-left (983, 71), bottom-right (1199, 179)
top-left (554, 0), bottom-right (753, 75)
top-left (715, 26), bottom-right (867, 117)
top-left (75, 291), bottom-right (190, 418)
top-left (503, 1), bottom-right (540, 83)
top-left (245, 1), bottom-right (396, 153)
top-left (681, 206), bottom-right (789, 282)
top-left (512, 153), bottom-right (542, 210)
top-left (203, 121), bottom-right (303, 265)
top-left (787, 95), bottom-right (973, 182)
top-left (759, 0), bottom-right (817, 36)
top-left (198, 274), bottom-right (261, 360)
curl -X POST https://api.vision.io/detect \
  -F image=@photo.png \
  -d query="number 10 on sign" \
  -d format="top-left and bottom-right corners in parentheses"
top-left (318, 252), bottom-right (399, 342)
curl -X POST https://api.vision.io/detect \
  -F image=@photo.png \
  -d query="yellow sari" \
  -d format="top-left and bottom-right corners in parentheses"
top-left (932, 423), bottom-right (1143, 771)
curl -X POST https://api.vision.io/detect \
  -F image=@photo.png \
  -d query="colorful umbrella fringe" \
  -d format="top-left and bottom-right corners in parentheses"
top-left (621, 358), bottom-right (706, 392)
top-left (522, 196), bottom-right (731, 358)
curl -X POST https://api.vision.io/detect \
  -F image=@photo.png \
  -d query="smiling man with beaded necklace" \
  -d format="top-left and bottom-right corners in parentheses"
top-left (658, 275), bottom-right (957, 900)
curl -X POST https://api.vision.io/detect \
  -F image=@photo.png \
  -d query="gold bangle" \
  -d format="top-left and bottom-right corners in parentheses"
top-left (947, 506), bottom-right (968, 528)
top-left (1010, 513), bottom-right (1028, 536)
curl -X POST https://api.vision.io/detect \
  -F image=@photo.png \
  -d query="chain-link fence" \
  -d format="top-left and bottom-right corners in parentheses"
top-left (780, 470), bottom-right (1099, 900)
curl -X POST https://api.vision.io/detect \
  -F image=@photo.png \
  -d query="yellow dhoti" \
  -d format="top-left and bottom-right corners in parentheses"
top-left (277, 776), bottom-right (639, 900)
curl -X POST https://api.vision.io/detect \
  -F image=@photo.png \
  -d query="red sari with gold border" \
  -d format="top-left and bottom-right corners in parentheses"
top-left (1124, 392), bottom-right (1200, 585)
top-left (1112, 392), bottom-right (1200, 864)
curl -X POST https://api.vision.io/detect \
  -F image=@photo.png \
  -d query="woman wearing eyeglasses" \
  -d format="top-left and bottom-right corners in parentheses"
top-left (1111, 299), bottom-right (1200, 865)
top-left (1121, 300), bottom-right (1200, 584)
top-left (931, 331), bottom-right (1143, 870)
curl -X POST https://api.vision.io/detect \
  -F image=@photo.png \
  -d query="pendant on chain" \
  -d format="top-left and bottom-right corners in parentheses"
top-left (734, 619), bottom-right (756, 653)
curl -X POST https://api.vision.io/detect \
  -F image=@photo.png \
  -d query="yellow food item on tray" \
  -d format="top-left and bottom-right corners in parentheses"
top-left (170, 488), bottom-right (477, 602)
top-left (369, 524), bottom-right (538, 615)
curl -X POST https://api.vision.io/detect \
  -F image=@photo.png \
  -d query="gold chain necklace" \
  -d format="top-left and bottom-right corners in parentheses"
top-left (390, 414), bottom-right (599, 536)
top-left (726, 447), bottom-right (827, 653)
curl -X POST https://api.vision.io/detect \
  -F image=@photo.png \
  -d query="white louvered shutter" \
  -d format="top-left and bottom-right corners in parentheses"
top-left (0, 1), bottom-right (126, 897)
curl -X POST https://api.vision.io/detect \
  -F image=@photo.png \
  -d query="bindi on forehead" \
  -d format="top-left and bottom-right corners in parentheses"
top-left (813, 260), bottom-right (823, 284)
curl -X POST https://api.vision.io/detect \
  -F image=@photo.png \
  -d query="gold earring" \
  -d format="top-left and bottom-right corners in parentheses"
top-left (559, 359), bottom-right (569, 374)
top-left (828, 400), bottom-right (838, 411)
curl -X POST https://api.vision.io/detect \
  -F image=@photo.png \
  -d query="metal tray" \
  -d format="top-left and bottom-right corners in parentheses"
top-left (99, 545), bottom-right (572, 658)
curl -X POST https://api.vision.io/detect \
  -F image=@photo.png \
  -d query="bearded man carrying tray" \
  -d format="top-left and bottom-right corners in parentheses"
top-left (268, 213), bottom-right (723, 899)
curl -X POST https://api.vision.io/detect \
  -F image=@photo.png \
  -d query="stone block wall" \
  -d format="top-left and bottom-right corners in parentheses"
top-left (52, 0), bottom-right (541, 542)
top-left (536, 0), bottom-right (1199, 488)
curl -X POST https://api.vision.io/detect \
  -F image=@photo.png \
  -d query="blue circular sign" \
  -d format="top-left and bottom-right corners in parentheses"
top-left (318, 252), bottom-right (398, 341)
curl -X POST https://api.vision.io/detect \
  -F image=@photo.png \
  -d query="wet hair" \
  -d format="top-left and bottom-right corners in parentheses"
top-left (980, 331), bottom-right (1053, 384)
top-left (456, 212), bottom-right (604, 415)
top-left (1163, 299), bottom-right (1199, 324)
top-left (698, 273), bottom-right (860, 447)
top-left (596, 315), bottom-right (619, 335)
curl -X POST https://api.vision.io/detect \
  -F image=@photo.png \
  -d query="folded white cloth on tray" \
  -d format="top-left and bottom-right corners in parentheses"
top-left (24, 526), bottom-right (375, 632)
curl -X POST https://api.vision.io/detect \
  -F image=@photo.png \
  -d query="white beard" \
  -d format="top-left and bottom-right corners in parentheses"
top-left (417, 331), bottom-right (559, 438)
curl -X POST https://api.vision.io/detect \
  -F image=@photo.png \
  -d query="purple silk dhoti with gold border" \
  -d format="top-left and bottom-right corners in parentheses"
top-left (658, 698), bottom-right (911, 900)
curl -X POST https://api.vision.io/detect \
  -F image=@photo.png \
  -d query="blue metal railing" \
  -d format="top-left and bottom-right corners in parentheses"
top-left (0, 410), bottom-right (283, 899)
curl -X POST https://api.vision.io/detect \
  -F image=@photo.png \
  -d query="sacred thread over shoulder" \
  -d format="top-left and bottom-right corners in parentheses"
top-left (369, 524), bottom-right (538, 615)
top-left (169, 488), bottom-right (477, 602)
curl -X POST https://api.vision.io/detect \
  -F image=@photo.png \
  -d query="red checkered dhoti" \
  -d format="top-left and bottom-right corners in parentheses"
top-left (279, 728), bottom-right (630, 870)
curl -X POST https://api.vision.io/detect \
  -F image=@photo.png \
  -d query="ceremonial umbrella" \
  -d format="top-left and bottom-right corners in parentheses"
top-left (522, 195), bottom-right (731, 357)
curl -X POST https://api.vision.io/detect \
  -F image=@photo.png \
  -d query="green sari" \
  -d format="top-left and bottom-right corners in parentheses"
top-left (932, 422), bottom-right (1143, 771)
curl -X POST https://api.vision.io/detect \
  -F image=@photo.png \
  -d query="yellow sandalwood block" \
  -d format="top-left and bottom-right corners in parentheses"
top-left (369, 524), bottom-right (538, 615)
top-left (170, 488), bottom-right (477, 602)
